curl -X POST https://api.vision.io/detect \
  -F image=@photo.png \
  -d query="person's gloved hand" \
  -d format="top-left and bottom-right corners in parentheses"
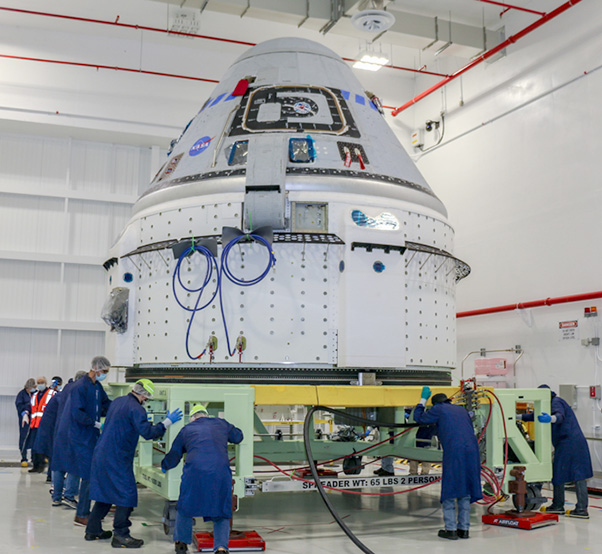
top-left (167, 408), bottom-right (183, 424)
top-left (94, 421), bottom-right (102, 430)
top-left (421, 386), bottom-right (431, 400)
top-left (161, 467), bottom-right (167, 474)
top-left (538, 412), bottom-right (552, 423)
top-left (21, 413), bottom-right (29, 426)
top-left (162, 408), bottom-right (183, 428)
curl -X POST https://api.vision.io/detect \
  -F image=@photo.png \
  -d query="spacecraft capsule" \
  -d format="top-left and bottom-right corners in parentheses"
top-left (103, 38), bottom-right (469, 384)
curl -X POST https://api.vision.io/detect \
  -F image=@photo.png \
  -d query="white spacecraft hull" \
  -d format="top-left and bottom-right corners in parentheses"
top-left (102, 38), bottom-right (468, 382)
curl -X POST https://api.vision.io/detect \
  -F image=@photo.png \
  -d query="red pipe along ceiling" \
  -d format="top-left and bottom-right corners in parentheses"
top-left (0, 6), bottom-right (446, 78)
top-left (456, 291), bottom-right (602, 319)
top-left (392, 0), bottom-right (583, 116)
top-left (0, 54), bottom-right (220, 83)
top-left (475, 1), bottom-right (546, 17)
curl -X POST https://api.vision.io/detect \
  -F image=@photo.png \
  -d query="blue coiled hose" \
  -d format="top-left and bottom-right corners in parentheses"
top-left (171, 235), bottom-right (276, 360)
top-left (172, 244), bottom-right (220, 360)
top-left (219, 234), bottom-right (276, 356)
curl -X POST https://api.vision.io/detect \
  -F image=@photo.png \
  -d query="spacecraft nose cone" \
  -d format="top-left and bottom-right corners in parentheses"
top-left (232, 37), bottom-right (343, 65)
top-left (136, 36), bottom-right (445, 219)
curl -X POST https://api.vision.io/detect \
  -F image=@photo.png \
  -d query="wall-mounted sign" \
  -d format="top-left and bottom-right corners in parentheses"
top-left (558, 320), bottom-right (578, 341)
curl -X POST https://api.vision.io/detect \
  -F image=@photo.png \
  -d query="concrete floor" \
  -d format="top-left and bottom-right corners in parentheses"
top-left (2, 465), bottom-right (600, 553)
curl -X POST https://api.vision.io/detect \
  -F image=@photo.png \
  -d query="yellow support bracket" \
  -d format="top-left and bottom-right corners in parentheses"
top-left (251, 385), bottom-right (462, 407)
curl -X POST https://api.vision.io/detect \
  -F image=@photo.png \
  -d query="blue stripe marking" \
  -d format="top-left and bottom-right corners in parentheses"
top-left (224, 94), bottom-right (237, 102)
top-left (340, 90), bottom-right (350, 100)
top-left (355, 94), bottom-right (365, 105)
top-left (369, 99), bottom-right (378, 111)
top-left (209, 93), bottom-right (226, 107)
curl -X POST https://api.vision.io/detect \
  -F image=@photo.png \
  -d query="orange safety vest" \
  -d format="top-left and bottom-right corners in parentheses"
top-left (30, 388), bottom-right (56, 429)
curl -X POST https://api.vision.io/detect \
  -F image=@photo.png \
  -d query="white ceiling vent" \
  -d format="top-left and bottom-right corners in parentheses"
top-left (351, 9), bottom-right (396, 33)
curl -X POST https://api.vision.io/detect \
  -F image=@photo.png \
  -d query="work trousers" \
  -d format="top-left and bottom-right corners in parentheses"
top-left (381, 457), bottom-right (394, 473)
top-left (76, 479), bottom-right (91, 518)
top-left (87, 501), bottom-right (133, 537)
top-left (32, 451), bottom-right (46, 471)
top-left (28, 429), bottom-right (45, 470)
top-left (51, 471), bottom-right (80, 502)
top-left (442, 496), bottom-right (471, 531)
top-left (18, 423), bottom-right (31, 462)
top-left (408, 460), bottom-right (431, 475)
top-left (174, 511), bottom-right (230, 551)
top-left (553, 480), bottom-right (589, 512)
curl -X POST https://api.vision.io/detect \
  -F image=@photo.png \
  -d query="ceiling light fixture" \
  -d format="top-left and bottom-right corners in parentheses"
top-left (352, 50), bottom-right (390, 71)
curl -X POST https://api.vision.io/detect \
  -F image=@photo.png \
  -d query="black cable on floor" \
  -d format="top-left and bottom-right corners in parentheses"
top-left (302, 405), bottom-right (423, 554)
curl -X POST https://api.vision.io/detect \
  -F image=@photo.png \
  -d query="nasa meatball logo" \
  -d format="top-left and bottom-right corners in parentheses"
top-left (189, 136), bottom-right (213, 156)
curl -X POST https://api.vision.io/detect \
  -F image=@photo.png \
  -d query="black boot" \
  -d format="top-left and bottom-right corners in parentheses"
top-left (438, 529), bottom-right (458, 540)
top-left (175, 541), bottom-right (189, 552)
top-left (111, 535), bottom-right (144, 549)
top-left (542, 504), bottom-right (565, 515)
top-left (86, 530), bottom-right (113, 541)
top-left (373, 468), bottom-right (395, 476)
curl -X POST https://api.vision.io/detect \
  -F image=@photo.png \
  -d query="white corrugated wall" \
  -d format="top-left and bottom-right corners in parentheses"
top-left (0, 132), bottom-right (153, 451)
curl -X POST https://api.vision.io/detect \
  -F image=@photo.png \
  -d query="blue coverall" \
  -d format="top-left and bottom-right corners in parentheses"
top-left (523, 390), bottom-right (593, 512)
top-left (87, 393), bottom-right (167, 538)
top-left (53, 375), bottom-right (110, 518)
top-left (414, 400), bottom-right (482, 531)
top-left (162, 416), bottom-right (243, 550)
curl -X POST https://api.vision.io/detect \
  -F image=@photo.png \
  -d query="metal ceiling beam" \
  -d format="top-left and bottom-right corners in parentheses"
top-left (392, 0), bottom-right (583, 115)
top-left (149, 0), bottom-right (505, 53)
top-left (381, 8), bottom-right (503, 52)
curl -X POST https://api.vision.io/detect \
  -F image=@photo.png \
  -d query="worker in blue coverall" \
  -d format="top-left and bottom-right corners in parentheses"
top-left (53, 356), bottom-right (112, 526)
top-left (37, 371), bottom-right (86, 508)
top-left (162, 404), bottom-right (244, 554)
top-left (375, 419), bottom-right (436, 476)
top-left (15, 378), bottom-right (35, 467)
top-left (33, 375), bottom-right (63, 483)
top-left (413, 387), bottom-right (482, 540)
top-left (519, 384), bottom-right (593, 519)
top-left (85, 379), bottom-right (183, 548)
top-left (28, 376), bottom-right (57, 474)
top-left (409, 415), bottom-right (436, 476)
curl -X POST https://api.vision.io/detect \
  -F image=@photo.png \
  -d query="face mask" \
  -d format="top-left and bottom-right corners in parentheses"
top-left (37, 384), bottom-right (46, 392)
top-left (30, 388), bottom-right (36, 393)
top-left (96, 373), bottom-right (107, 382)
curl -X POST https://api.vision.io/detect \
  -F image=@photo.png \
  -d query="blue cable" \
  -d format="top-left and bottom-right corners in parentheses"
top-left (219, 234), bottom-right (276, 356)
top-left (171, 245), bottom-right (220, 360)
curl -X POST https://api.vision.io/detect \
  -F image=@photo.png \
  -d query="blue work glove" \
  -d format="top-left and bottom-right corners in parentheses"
top-left (161, 467), bottom-right (167, 474)
top-left (166, 408), bottom-right (183, 424)
top-left (421, 386), bottom-right (431, 401)
top-left (538, 412), bottom-right (552, 423)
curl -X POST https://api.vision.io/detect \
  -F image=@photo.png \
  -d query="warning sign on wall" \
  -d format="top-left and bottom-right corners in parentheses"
top-left (558, 320), bottom-right (578, 341)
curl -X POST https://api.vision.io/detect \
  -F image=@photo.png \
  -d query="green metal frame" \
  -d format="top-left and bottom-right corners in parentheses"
top-left (107, 383), bottom-right (551, 503)
top-left (107, 383), bottom-right (255, 501)
top-left (485, 388), bottom-right (552, 492)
